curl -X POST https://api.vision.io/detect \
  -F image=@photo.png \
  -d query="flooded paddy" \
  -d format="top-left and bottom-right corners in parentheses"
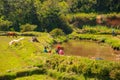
top-left (55, 40), bottom-right (120, 61)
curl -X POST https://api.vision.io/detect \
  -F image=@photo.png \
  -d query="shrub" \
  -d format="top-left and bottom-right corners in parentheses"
top-left (20, 23), bottom-right (37, 32)
top-left (50, 28), bottom-right (65, 37)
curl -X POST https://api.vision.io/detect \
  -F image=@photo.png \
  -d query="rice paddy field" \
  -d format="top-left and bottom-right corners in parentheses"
top-left (0, 32), bottom-right (120, 80)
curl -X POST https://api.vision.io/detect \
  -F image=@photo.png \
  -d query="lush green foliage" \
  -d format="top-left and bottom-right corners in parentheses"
top-left (0, 17), bottom-right (12, 31)
top-left (0, 0), bottom-right (119, 33)
top-left (50, 28), bottom-right (65, 37)
top-left (20, 23), bottom-right (37, 32)
top-left (1, 53), bottom-right (120, 80)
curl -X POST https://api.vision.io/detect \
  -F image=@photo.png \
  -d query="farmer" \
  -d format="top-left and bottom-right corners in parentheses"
top-left (112, 29), bottom-right (117, 36)
top-left (47, 46), bottom-right (52, 54)
top-left (43, 46), bottom-right (48, 53)
top-left (58, 47), bottom-right (64, 55)
top-left (56, 44), bottom-right (61, 54)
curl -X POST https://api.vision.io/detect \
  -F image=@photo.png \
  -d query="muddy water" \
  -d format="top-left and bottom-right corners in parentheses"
top-left (55, 40), bottom-right (120, 61)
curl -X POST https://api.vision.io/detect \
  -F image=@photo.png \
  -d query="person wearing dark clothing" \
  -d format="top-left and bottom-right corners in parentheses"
top-left (44, 46), bottom-right (48, 53)
top-left (56, 44), bottom-right (61, 54)
top-left (112, 29), bottom-right (117, 36)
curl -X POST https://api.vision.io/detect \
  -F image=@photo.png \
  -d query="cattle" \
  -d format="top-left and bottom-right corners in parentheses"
top-left (7, 32), bottom-right (17, 38)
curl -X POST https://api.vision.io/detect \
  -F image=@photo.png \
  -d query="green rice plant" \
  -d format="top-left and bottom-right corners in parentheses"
top-left (15, 74), bottom-right (54, 80)
top-left (47, 69), bottom-right (84, 80)
top-left (105, 37), bottom-right (120, 49)
top-left (67, 13), bottom-right (97, 20)
top-left (69, 33), bottom-right (120, 50)
top-left (110, 69), bottom-right (120, 80)
top-left (47, 69), bottom-right (61, 79)
top-left (44, 54), bottom-right (120, 79)
top-left (82, 25), bottom-right (120, 34)
top-left (109, 62), bottom-right (120, 80)
top-left (0, 67), bottom-right (47, 80)
top-left (105, 13), bottom-right (120, 18)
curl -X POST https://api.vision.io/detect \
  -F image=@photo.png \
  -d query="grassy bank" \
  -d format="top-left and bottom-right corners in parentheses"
top-left (69, 32), bottom-right (120, 50)
top-left (0, 33), bottom-right (54, 74)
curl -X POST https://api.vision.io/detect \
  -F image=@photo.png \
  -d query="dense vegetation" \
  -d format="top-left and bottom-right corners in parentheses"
top-left (1, 53), bottom-right (120, 80)
top-left (0, 0), bottom-right (120, 33)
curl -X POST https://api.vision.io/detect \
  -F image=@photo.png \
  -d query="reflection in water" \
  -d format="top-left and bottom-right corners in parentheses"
top-left (55, 40), bottom-right (120, 61)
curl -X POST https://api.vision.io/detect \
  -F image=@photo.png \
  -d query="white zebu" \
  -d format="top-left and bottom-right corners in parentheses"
top-left (9, 37), bottom-right (24, 46)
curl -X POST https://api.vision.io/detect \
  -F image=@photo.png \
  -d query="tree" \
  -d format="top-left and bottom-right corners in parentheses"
top-left (66, 0), bottom-right (97, 13)
top-left (58, 1), bottom-right (69, 15)
top-left (0, 17), bottom-right (12, 31)
top-left (35, 0), bottom-right (72, 34)
top-left (1, 0), bottom-right (39, 31)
